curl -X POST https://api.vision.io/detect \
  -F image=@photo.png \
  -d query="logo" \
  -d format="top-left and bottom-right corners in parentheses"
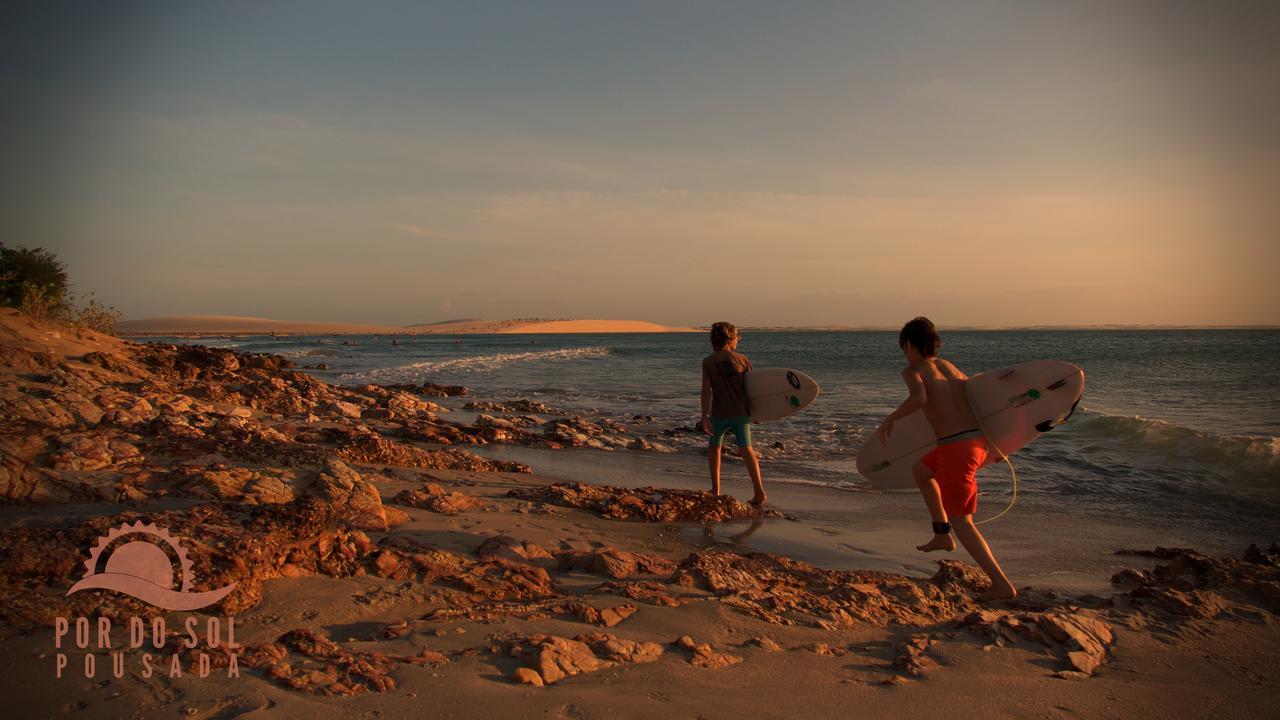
top-left (67, 521), bottom-right (236, 611)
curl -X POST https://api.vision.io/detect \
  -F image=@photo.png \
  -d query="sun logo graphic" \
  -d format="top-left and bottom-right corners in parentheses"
top-left (66, 521), bottom-right (236, 611)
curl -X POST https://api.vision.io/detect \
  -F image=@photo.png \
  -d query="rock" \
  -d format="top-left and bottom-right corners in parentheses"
top-left (1065, 650), bottom-right (1102, 675)
top-left (893, 634), bottom-right (936, 677)
top-left (557, 546), bottom-right (676, 579)
top-left (1037, 613), bottom-right (1113, 656)
top-left (385, 391), bottom-right (442, 417)
top-left (381, 382), bottom-right (467, 397)
top-left (474, 536), bottom-right (556, 567)
top-left (1035, 612), bottom-right (1114, 676)
top-left (393, 482), bottom-right (479, 514)
top-left (508, 482), bottom-right (769, 523)
top-left (682, 638), bottom-right (742, 669)
top-left (593, 580), bottom-right (680, 607)
top-left (49, 435), bottom-right (143, 472)
top-left (1244, 543), bottom-right (1280, 567)
top-left (372, 551), bottom-right (403, 578)
top-left (747, 637), bottom-right (783, 652)
top-left (512, 667), bottom-right (544, 686)
top-left (382, 506), bottom-right (411, 526)
top-left (80, 350), bottom-right (137, 374)
top-left (576, 633), bottom-right (663, 664)
top-left (673, 547), bottom-right (977, 629)
top-left (336, 432), bottom-right (529, 473)
top-left (808, 642), bottom-right (845, 656)
top-left (244, 473), bottom-right (296, 504)
top-left (8, 392), bottom-right (78, 428)
top-left (590, 547), bottom-right (639, 578)
top-left (524, 636), bottom-right (603, 685)
top-left (569, 602), bottom-right (637, 628)
top-left (465, 399), bottom-right (557, 415)
top-left (179, 466), bottom-right (296, 504)
top-left (313, 457), bottom-right (390, 531)
top-left (329, 400), bottom-right (363, 419)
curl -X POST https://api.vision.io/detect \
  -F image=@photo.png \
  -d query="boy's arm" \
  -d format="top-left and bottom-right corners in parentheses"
top-left (700, 365), bottom-right (713, 434)
top-left (877, 368), bottom-right (927, 441)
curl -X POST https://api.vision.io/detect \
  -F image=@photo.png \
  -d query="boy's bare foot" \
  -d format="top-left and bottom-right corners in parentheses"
top-left (979, 581), bottom-right (1018, 602)
top-left (916, 534), bottom-right (955, 552)
top-left (749, 495), bottom-right (767, 508)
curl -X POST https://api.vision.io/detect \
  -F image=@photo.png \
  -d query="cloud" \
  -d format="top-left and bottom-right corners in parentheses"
top-left (388, 223), bottom-right (430, 237)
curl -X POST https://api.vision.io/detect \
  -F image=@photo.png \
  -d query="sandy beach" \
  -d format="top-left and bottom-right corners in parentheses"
top-left (2, 306), bottom-right (1278, 719)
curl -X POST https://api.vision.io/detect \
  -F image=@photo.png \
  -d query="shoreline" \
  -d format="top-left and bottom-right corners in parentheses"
top-left (2, 307), bottom-right (1277, 718)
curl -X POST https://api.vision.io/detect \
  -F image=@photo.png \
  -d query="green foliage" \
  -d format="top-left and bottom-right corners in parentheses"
top-left (0, 242), bottom-right (69, 308)
top-left (71, 293), bottom-right (123, 335)
top-left (17, 280), bottom-right (65, 322)
top-left (2, 243), bottom-right (122, 335)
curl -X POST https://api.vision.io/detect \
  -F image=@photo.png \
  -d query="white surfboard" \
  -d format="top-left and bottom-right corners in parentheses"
top-left (745, 368), bottom-right (820, 422)
top-left (856, 360), bottom-right (1084, 489)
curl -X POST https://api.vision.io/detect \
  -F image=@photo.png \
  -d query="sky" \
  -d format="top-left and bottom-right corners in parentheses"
top-left (2, 1), bottom-right (1277, 327)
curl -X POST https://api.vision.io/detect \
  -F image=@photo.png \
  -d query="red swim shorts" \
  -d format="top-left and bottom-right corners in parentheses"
top-left (920, 438), bottom-right (991, 517)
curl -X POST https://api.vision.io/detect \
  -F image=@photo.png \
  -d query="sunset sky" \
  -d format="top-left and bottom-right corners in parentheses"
top-left (2, 1), bottom-right (1276, 327)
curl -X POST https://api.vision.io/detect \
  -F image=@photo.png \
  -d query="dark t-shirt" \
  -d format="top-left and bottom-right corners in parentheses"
top-left (702, 350), bottom-right (753, 418)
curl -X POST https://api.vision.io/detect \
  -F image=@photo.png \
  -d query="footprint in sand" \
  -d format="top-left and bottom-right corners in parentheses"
top-left (181, 692), bottom-right (273, 719)
top-left (836, 542), bottom-right (883, 556)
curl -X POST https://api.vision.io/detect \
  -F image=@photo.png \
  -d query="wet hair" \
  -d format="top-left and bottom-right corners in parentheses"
top-left (710, 322), bottom-right (738, 350)
top-left (899, 316), bottom-right (940, 357)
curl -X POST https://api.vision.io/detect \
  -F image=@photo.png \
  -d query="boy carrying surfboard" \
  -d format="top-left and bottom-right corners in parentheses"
top-left (701, 322), bottom-right (767, 507)
top-left (876, 317), bottom-right (1018, 601)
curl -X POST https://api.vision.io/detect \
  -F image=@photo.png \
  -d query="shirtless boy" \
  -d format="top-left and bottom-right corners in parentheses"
top-left (877, 317), bottom-right (1017, 601)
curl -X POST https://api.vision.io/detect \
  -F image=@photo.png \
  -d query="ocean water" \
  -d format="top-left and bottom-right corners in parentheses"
top-left (143, 330), bottom-right (1280, 540)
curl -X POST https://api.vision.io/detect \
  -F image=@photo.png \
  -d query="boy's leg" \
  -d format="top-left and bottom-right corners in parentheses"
top-left (913, 460), bottom-right (955, 552)
top-left (708, 418), bottom-right (728, 494)
top-left (741, 447), bottom-right (765, 506)
top-left (734, 418), bottom-right (766, 507)
top-left (951, 515), bottom-right (1017, 601)
top-left (708, 444), bottom-right (722, 494)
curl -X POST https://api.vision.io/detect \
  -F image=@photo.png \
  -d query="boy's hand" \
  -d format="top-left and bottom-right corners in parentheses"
top-left (877, 420), bottom-right (894, 443)
top-left (701, 417), bottom-right (712, 434)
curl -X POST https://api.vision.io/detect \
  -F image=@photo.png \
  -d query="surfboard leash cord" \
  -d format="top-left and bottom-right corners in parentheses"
top-left (968, 391), bottom-right (1018, 526)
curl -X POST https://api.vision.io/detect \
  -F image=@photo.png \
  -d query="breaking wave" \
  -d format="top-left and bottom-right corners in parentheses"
top-left (344, 346), bottom-right (614, 382)
top-left (1066, 410), bottom-right (1278, 480)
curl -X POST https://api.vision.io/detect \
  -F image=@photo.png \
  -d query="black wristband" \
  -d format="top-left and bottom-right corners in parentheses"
top-left (932, 521), bottom-right (951, 535)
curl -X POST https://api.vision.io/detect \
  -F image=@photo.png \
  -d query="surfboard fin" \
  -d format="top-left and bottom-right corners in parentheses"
top-left (1034, 396), bottom-right (1082, 432)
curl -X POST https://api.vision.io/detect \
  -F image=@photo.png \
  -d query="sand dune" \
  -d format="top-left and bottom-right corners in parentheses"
top-left (117, 315), bottom-right (407, 335)
top-left (496, 319), bottom-right (696, 334)
top-left (119, 315), bottom-right (697, 335)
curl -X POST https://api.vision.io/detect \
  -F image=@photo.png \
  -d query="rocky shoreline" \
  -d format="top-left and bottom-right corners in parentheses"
top-left (1, 307), bottom-right (1277, 716)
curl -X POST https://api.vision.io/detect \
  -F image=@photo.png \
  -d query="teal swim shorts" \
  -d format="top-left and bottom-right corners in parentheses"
top-left (708, 415), bottom-right (752, 448)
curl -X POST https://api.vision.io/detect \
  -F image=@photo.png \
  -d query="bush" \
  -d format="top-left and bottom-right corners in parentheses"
top-left (1, 243), bottom-right (68, 308)
top-left (71, 293), bottom-right (122, 335)
top-left (2, 243), bottom-right (122, 335)
top-left (17, 280), bottom-right (65, 322)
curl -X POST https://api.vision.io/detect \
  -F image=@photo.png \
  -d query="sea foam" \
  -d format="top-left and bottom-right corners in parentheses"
top-left (344, 346), bottom-right (613, 383)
